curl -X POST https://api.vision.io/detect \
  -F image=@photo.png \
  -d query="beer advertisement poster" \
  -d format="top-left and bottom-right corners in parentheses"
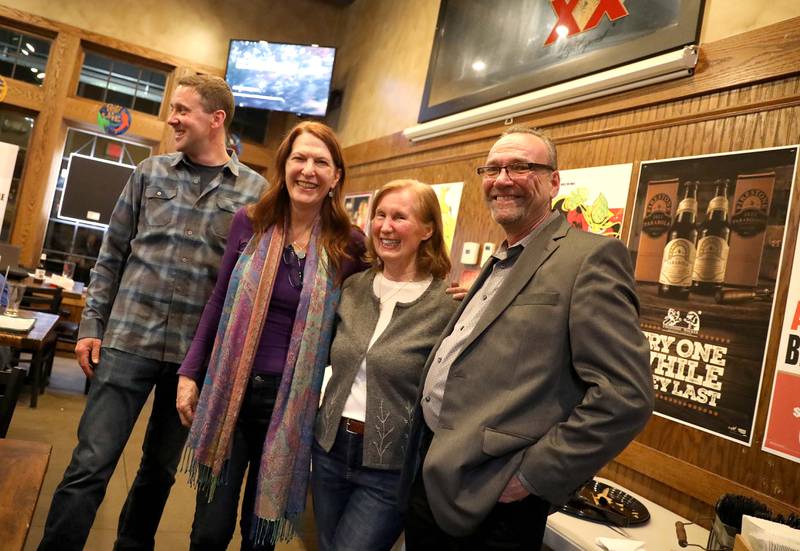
top-left (763, 221), bottom-right (800, 462)
top-left (553, 163), bottom-right (632, 238)
top-left (627, 146), bottom-right (799, 445)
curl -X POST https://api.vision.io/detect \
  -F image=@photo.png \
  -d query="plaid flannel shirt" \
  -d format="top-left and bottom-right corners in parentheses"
top-left (78, 152), bottom-right (266, 364)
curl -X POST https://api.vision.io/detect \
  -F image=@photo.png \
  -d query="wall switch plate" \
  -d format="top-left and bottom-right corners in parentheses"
top-left (481, 242), bottom-right (496, 266)
top-left (460, 242), bottom-right (479, 264)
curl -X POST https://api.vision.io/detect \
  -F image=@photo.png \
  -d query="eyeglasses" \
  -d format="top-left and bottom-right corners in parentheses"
top-left (282, 245), bottom-right (304, 290)
top-left (476, 162), bottom-right (553, 179)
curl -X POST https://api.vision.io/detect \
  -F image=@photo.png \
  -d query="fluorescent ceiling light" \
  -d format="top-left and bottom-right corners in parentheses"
top-left (403, 45), bottom-right (698, 142)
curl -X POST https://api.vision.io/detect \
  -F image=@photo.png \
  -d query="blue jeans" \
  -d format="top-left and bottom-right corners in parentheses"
top-left (38, 347), bottom-right (188, 551)
top-left (310, 423), bottom-right (404, 551)
top-left (190, 374), bottom-right (279, 551)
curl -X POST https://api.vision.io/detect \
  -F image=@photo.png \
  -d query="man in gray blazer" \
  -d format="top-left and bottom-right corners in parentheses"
top-left (402, 126), bottom-right (653, 549)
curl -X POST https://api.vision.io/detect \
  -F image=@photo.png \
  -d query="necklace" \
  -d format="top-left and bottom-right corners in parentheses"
top-left (289, 226), bottom-right (313, 260)
top-left (376, 273), bottom-right (414, 305)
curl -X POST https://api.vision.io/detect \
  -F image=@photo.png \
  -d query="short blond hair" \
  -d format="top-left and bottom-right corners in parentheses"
top-left (177, 75), bottom-right (235, 129)
top-left (366, 179), bottom-right (451, 279)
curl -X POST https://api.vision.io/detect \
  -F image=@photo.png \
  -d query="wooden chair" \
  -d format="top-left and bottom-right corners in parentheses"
top-left (13, 287), bottom-right (61, 398)
top-left (0, 367), bottom-right (26, 437)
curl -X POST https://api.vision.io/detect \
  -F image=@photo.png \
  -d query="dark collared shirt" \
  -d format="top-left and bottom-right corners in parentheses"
top-left (78, 152), bottom-right (266, 364)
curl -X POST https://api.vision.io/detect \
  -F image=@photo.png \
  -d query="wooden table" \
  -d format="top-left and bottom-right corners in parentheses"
top-left (0, 309), bottom-right (59, 408)
top-left (0, 439), bottom-right (51, 551)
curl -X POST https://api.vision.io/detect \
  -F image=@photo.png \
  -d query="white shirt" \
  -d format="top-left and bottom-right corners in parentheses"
top-left (340, 272), bottom-right (433, 421)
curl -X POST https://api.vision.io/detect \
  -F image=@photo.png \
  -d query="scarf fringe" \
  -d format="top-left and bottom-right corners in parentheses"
top-left (180, 445), bottom-right (228, 503)
top-left (253, 515), bottom-right (297, 546)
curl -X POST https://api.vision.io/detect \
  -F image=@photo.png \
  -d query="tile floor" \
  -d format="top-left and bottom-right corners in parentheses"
top-left (8, 353), bottom-right (323, 551)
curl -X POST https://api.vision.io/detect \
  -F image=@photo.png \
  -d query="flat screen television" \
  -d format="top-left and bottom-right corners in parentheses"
top-left (225, 40), bottom-right (336, 117)
top-left (59, 154), bottom-right (135, 227)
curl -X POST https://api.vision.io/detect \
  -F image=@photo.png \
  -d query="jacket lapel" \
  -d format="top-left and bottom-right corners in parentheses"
top-left (454, 215), bottom-right (569, 358)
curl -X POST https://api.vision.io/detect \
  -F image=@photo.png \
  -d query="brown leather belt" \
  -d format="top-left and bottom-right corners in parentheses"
top-left (342, 417), bottom-right (365, 435)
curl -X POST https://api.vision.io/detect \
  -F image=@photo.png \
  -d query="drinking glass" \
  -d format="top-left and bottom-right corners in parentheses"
top-left (5, 282), bottom-right (25, 316)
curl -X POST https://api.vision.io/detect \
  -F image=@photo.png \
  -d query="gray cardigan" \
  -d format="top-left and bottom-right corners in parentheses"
top-left (314, 269), bottom-right (457, 469)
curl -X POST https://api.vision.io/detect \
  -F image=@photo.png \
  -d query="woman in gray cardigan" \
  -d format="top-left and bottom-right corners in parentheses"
top-left (312, 179), bottom-right (458, 551)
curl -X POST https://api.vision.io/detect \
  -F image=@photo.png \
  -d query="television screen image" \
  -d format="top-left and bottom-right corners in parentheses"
top-left (59, 154), bottom-right (135, 227)
top-left (225, 40), bottom-right (336, 116)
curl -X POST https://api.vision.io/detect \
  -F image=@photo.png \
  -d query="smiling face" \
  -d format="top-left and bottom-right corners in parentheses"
top-left (371, 188), bottom-right (433, 278)
top-left (167, 85), bottom-right (221, 160)
top-left (284, 132), bottom-right (341, 215)
top-left (482, 133), bottom-right (560, 242)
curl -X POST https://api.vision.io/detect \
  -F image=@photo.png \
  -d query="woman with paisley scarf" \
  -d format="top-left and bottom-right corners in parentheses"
top-left (175, 121), bottom-right (366, 551)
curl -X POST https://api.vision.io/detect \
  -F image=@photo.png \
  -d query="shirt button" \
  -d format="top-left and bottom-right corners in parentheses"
top-left (424, 396), bottom-right (431, 402)
top-left (459, 325), bottom-right (464, 331)
top-left (482, 295), bottom-right (487, 301)
top-left (156, 191), bottom-right (162, 196)
top-left (193, 177), bottom-right (200, 184)
top-left (181, 257), bottom-right (189, 263)
top-left (437, 357), bottom-right (442, 363)
top-left (186, 229), bottom-right (194, 236)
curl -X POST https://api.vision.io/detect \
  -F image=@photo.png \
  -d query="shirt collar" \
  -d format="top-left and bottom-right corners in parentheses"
top-left (493, 210), bottom-right (560, 261)
top-left (171, 151), bottom-right (240, 176)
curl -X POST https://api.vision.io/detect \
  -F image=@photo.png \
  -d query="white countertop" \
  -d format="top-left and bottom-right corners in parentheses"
top-left (544, 477), bottom-right (709, 551)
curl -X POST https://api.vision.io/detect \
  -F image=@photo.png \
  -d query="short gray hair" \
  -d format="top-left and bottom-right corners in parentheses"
top-left (500, 125), bottom-right (558, 170)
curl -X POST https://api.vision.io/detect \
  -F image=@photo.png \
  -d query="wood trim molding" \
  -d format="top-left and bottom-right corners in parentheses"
top-left (348, 87), bottom-right (800, 179)
top-left (611, 441), bottom-right (800, 517)
top-left (343, 15), bottom-right (800, 168)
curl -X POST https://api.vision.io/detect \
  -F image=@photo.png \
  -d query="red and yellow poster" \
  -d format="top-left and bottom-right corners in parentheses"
top-left (764, 218), bottom-right (800, 462)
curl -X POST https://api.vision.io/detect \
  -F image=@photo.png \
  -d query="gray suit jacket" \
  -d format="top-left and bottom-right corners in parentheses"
top-left (402, 215), bottom-right (653, 536)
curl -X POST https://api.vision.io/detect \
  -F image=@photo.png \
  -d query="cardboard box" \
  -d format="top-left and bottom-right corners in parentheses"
top-left (725, 172), bottom-right (775, 287)
top-left (635, 179), bottom-right (679, 282)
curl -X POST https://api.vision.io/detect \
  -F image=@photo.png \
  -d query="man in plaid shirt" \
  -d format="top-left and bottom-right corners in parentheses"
top-left (39, 75), bottom-right (266, 551)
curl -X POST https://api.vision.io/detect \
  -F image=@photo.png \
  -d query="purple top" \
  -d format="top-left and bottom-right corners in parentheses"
top-left (178, 208), bottom-right (367, 383)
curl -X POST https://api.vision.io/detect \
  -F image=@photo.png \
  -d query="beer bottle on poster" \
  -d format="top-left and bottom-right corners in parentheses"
top-left (658, 181), bottom-right (698, 299)
top-left (693, 179), bottom-right (730, 294)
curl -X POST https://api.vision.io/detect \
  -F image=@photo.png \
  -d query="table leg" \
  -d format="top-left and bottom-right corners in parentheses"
top-left (28, 350), bottom-right (42, 408)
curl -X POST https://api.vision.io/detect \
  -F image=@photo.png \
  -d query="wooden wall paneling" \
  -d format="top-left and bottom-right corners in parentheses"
top-left (11, 32), bottom-right (80, 267)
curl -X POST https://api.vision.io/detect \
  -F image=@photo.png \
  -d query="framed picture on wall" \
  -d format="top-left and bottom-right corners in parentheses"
top-left (418, 0), bottom-right (705, 122)
top-left (343, 191), bottom-right (373, 235)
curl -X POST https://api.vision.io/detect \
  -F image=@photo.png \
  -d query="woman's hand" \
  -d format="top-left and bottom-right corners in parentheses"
top-left (446, 281), bottom-right (469, 301)
top-left (176, 375), bottom-right (200, 428)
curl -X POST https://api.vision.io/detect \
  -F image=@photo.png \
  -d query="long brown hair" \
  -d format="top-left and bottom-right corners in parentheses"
top-left (366, 179), bottom-right (451, 279)
top-left (248, 121), bottom-right (353, 281)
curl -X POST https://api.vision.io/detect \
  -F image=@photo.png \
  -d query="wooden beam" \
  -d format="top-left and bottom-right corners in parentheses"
top-left (63, 96), bottom-right (164, 143)
top-left (1, 78), bottom-right (44, 112)
top-left (11, 32), bottom-right (81, 267)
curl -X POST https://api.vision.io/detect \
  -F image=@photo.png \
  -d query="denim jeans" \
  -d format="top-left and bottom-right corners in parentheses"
top-left (310, 423), bottom-right (404, 551)
top-left (190, 373), bottom-right (279, 551)
top-left (38, 347), bottom-right (188, 551)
